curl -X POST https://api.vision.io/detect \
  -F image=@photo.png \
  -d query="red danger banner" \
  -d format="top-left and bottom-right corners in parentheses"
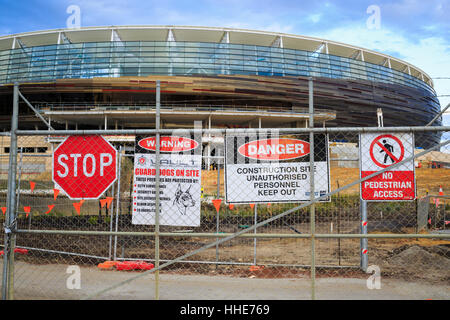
top-left (237, 138), bottom-right (310, 161)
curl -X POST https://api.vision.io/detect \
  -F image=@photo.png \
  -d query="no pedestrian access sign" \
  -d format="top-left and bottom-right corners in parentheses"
top-left (360, 132), bottom-right (416, 201)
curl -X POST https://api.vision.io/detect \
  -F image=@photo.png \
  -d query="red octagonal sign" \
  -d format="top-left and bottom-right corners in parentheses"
top-left (52, 135), bottom-right (118, 200)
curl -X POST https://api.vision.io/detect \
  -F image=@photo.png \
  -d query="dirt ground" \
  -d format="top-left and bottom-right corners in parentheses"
top-left (1, 167), bottom-right (449, 299)
top-left (4, 260), bottom-right (449, 300)
top-left (11, 224), bottom-right (450, 285)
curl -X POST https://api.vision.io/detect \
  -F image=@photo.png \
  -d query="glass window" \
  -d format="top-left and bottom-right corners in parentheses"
top-left (0, 41), bottom-right (432, 91)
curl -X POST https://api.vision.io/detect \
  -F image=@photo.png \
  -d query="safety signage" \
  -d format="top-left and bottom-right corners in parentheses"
top-left (225, 133), bottom-right (330, 204)
top-left (132, 135), bottom-right (202, 226)
top-left (53, 135), bottom-right (117, 200)
top-left (360, 133), bottom-right (415, 201)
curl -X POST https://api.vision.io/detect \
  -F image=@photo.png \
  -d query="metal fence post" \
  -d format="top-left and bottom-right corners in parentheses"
top-left (16, 150), bottom-right (23, 228)
top-left (253, 203), bottom-right (257, 265)
top-left (308, 77), bottom-right (316, 300)
top-left (154, 80), bottom-right (161, 300)
top-left (216, 152), bottom-right (220, 267)
top-left (113, 146), bottom-right (123, 260)
top-left (2, 82), bottom-right (19, 300)
top-left (108, 179), bottom-right (115, 260)
top-left (360, 200), bottom-right (368, 272)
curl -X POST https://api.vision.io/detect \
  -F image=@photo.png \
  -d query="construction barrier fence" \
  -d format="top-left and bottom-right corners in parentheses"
top-left (0, 125), bottom-right (449, 300)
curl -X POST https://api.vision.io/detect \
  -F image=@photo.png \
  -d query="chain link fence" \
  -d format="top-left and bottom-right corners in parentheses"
top-left (1, 126), bottom-right (449, 300)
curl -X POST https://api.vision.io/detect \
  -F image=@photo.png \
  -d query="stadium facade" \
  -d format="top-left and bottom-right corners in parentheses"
top-left (0, 26), bottom-right (442, 148)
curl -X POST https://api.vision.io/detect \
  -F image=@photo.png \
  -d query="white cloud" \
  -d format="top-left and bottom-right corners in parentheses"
top-left (308, 14), bottom-right (322, 24)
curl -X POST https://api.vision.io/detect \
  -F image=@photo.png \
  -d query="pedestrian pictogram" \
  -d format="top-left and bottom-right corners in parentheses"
top-left (360, 132), bottom-right (416, 201)
top-left (380, 140), bottom-right (395, 163)
top-left (369, 134), bottom-right (405, 168)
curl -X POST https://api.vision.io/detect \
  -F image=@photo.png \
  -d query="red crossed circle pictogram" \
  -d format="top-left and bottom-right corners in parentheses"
top-left (369, 134), bottom-right (405, 168)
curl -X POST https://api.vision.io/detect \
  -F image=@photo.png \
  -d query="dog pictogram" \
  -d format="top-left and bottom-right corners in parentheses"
top-left (173, 184), bottom-right (195, 215)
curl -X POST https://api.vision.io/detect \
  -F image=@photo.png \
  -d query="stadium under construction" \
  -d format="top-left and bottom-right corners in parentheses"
top-left (0, 26), bottom-right (443, 168)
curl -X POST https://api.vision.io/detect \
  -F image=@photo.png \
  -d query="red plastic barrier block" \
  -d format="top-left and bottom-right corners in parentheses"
top-left (115, 261), bottom-right (154, 271)
top-left (137, 262), bottom-right (154, 270)
top-left (0, 249), bottom-right (29, 256)
top-left (115, 261), bottom-right (137, 271)
top-left (14, 248), bottom-right (28, 255)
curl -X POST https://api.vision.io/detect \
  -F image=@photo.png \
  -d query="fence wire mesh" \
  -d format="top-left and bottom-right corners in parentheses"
top-left (0, 128), bottom-right (449, 300)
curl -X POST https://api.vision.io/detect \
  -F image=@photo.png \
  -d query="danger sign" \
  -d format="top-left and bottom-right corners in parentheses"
top-left (238, 138), bottom-right (310, 161)
top-left (360, 133), bottom-right (415, 201)
top-left (225, 133), bottom-right (330, 204)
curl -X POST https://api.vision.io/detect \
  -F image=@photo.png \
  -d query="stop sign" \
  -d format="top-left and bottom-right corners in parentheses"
top-left (52, 135), bottom-right (118, 200)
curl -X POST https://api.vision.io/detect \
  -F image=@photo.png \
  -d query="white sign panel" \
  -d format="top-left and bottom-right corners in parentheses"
top-left (225, 134), bottom-right (330, 204)
top-left (132, 135), bottom-right (202, 226)
top-left (360, 132), bottom-right (415, 201)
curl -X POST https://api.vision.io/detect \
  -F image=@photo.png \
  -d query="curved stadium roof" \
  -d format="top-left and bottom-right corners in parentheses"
top-left (0, 25), bottom-right (434, 88)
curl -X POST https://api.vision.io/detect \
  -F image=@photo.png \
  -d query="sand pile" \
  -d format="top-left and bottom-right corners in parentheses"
top-left (386, 245), bottom-right (450, 281)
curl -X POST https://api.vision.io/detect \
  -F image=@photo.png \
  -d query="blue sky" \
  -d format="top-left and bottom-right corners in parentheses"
top-left (0, 0), bottom-right (449, 122)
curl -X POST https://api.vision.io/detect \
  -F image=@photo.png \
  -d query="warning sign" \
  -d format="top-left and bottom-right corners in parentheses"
top-left (360, 133), bottom-right (416, 201)
top-left (225, 133), bottom-right (330, 204)
top-left (132, 135), bottom-right (202, 226)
